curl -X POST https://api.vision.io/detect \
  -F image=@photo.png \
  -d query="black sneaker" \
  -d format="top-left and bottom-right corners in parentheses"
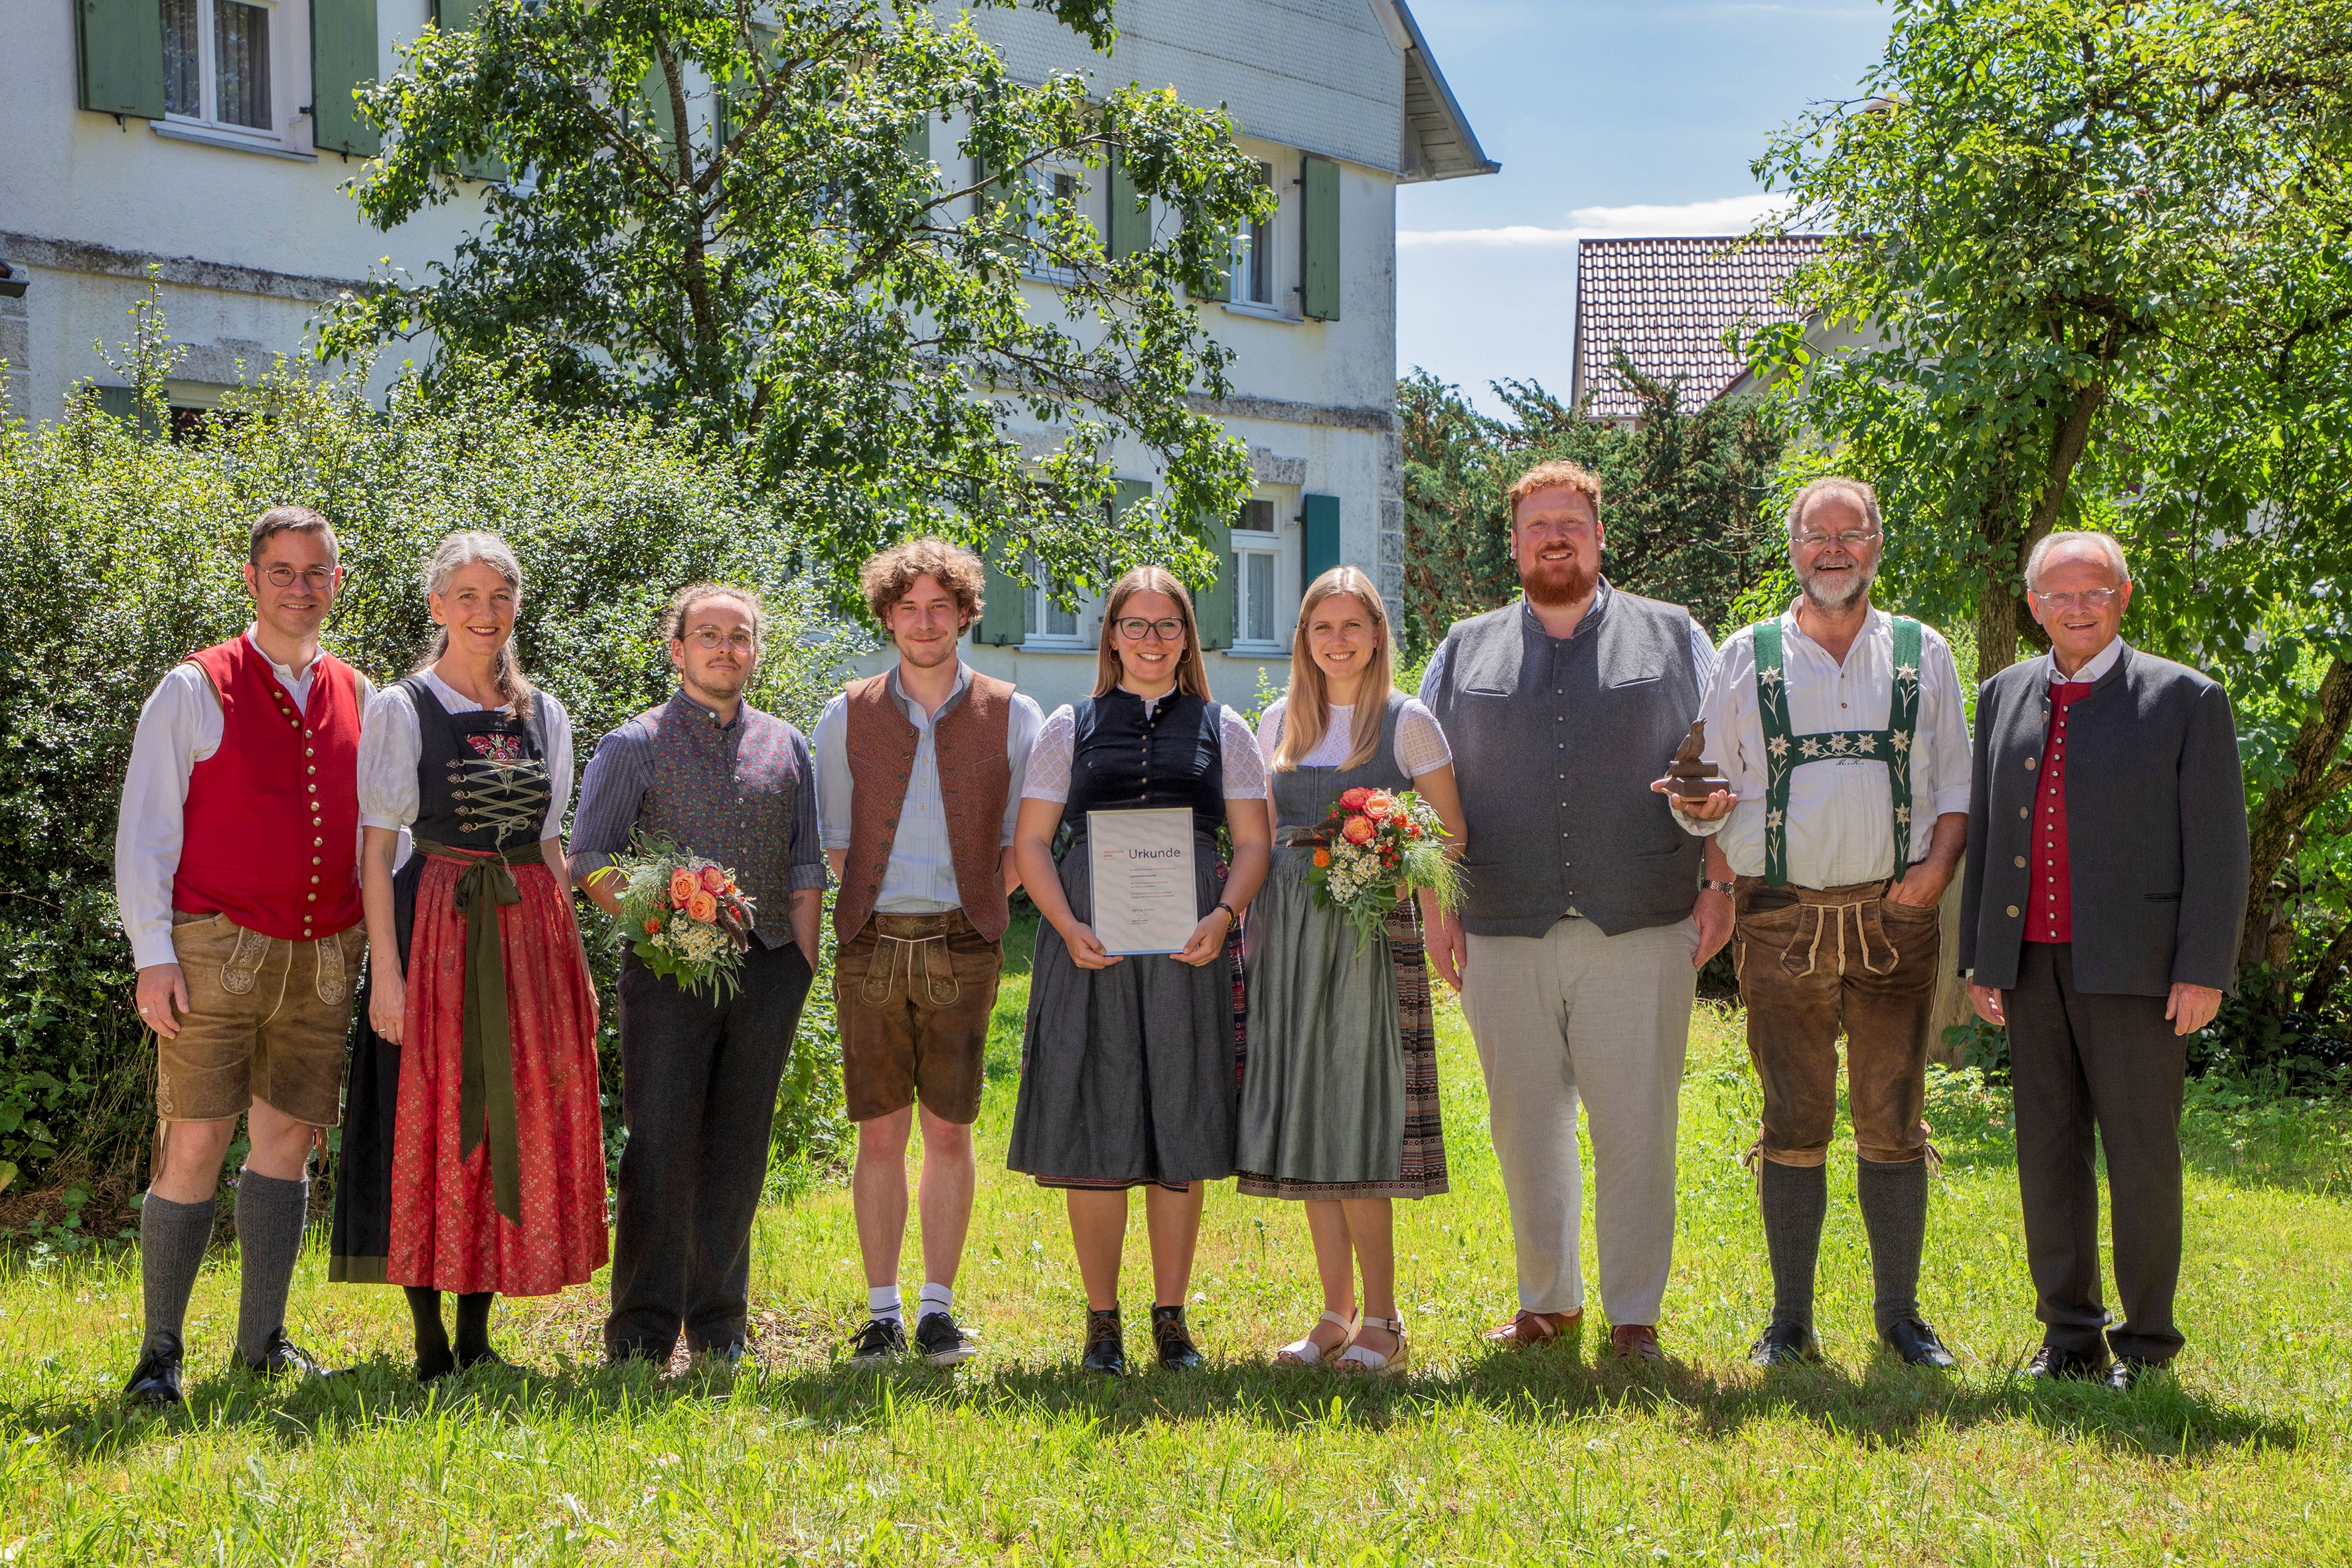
top-left (1080, 1307), bottom-right (1127, 1375)
top-left (237, 1328), bottom-right (331, 1381)
top-left (1749, 1318), bottom-right (1822, 1368)
top-left (1150, 1304), bottom-right (1204, 1370)
top-left (913, 1312), bottom-right (977, 1368)
top-left (125, 1335), bottom-right (185, 1407)
top-left (846, 1315), bottom-right (907, 1367)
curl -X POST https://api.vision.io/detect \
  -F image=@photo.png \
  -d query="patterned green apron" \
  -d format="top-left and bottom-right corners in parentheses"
top-left (1751, 615), bottom-right (1923, 887)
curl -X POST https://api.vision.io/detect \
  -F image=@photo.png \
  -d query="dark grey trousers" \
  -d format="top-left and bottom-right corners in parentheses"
top-left (2007, 941), bottom-right (2189, 1363)
top-left (606, 940), bottom-right (813, 1361)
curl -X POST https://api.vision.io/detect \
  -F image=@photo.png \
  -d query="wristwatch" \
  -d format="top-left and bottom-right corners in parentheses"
top-left (1700, 878), bottom-right (1736, 896)
top-left (1214, 901), bottom-right (1239, 926)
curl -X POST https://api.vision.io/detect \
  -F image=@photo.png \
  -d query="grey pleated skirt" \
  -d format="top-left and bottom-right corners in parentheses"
top-left (1007, 835), bottom-right (1238, 1188)
top-left (1235, 850), bottom-right (1449, 1199)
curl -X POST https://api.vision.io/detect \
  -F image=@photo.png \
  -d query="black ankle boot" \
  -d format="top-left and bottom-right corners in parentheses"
top-left (1151, 1304), bottom-right (1204, 1370)
top-left (1080, 1307), bottom-right (1126, 1375)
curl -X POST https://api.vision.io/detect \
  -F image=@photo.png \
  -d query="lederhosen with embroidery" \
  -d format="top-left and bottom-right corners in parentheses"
top-left (329, 680), bottom-right (550, 1281)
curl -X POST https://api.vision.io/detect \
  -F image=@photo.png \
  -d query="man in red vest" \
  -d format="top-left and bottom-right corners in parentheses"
top-left (813, 539), bottom-right (1040, 1368)
top-left (114, 506), bottom-right (372, 1405)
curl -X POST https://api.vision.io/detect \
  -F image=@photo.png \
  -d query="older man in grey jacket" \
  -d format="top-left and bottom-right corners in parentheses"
top-left (1960, 530), bottom-right (2248, 1389)
top-left (1422, 461), bottom-right (1732, 1364)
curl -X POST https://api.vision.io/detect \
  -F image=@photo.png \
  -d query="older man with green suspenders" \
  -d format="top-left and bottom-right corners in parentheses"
top-left (1672, 477), bottom-right (1972, 1370)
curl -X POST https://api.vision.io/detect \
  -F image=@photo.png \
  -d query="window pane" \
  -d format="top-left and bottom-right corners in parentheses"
top-left (1245, 552), bottom-right (1274, 643)
top-left (1241, 498), bottom-right (1275, 534)
top-left (214, 0), bottom-right (271, 129)
top-left (1046, 593), bottom-right (1077, 637)
top-left (163, 0), bottom-right (200, 116)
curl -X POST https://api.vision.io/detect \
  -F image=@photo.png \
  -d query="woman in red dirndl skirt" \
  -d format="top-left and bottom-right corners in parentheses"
top-left (347, 532), bottom-right (606, 1377)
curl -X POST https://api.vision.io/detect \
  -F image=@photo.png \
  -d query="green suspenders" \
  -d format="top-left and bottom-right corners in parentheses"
top-left (1751, 615), bottom-right (1922, 887)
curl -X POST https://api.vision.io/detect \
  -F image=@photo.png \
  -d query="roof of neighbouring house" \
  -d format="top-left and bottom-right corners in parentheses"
top-left (1569, 234), bottom-right (1826, 420)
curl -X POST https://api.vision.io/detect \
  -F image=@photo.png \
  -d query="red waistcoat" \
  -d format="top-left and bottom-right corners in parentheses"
top-left (2023, 680), bottom-right (2090, 944)
top-left (833, 670), bottom-right (1015, 943)
top-left (171, 635), bottom-right (364, 942)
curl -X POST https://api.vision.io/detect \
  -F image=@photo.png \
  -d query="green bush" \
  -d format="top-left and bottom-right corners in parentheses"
top-left (0, 351), bottom-right (860, 1212)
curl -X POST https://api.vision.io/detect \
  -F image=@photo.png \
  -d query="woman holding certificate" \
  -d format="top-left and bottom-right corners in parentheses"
top-left (1008, 566), bottom-right (1272, 1375)
top-left (1237, 568), bottom-right (1464, 1377)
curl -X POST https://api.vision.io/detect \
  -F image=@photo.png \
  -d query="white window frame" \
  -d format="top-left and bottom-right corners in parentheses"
top-left (161, 0), bottom-right (292, 146)
top-left (1225, 159), bottom-right (1287, 319)
top-left (1023, 556), bottom-right (1093, 649)
top-left (1231, 503), bottom-right (1285, 653)
top-left (1023, 165), bottom-right (1087, 286)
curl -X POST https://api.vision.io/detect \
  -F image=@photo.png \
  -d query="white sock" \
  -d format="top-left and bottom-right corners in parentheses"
top-left (868, 1285), bottom-right (903, 1325)
top-left (918, 1283), bottom-right (954, 1321)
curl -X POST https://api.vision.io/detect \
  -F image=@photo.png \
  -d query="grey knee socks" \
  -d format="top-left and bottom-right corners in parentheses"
top-left (139, 1191), bottom-right (216, 1359)
top-left (1857, 1155), bottom-right (1928, 1336)
top-left (232, 1169), bottom-right (309, 1364)
top-left (1759, 1158), bottom-right (1828, 1328)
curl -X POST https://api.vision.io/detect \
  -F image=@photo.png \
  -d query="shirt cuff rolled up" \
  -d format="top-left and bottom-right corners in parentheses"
top-left (789, 865), bottom-right (832, 892)
top-left (1930, 787), bottom-right (1972, 819)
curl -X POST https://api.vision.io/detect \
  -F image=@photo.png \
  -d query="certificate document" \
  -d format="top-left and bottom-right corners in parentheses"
top-left (1087, 808), bottom-right (1200, 955)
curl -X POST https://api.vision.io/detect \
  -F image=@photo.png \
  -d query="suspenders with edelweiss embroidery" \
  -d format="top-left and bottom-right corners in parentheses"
top-left (1752, 616), bottom-right (1922, 887)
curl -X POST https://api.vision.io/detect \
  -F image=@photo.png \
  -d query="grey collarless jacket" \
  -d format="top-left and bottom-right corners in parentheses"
top-left (1958, 641), bottom-right (2249, 996)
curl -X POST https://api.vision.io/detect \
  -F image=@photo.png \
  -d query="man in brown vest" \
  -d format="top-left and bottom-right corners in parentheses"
top-left (814, 538), bottom-right (1040, 1368)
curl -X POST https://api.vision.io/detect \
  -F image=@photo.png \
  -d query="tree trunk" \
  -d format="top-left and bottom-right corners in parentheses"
top-left (2300, 917), bottom-right (2352, 1018)
top-left (2240, 655), bottom-right (2352, 981)
top-left (1974, 382), bottom-right (2110, 681)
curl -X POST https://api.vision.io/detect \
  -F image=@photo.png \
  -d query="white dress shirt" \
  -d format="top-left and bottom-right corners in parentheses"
top-left (114, 629), bottom-right (378, 971)
top-left (812, 663), bottom-right (1044, 913)
top-left (356, 670), bottom-right (574, 844)
top-left (1684, 604), bottom-right (1973, 886)
top-left (2045, 637), bottom-right (2124, 685)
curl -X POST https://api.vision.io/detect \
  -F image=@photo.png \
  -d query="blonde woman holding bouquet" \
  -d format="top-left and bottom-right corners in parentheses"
top-left (330, 531), bottom-right (606, 1379)
top-left (1237, 567), bottom-right (1464, 1375)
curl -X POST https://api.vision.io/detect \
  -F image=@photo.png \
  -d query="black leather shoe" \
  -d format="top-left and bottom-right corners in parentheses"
top-left (698, 1342), bottom-right (749, 1371)
top-left (1882, 1318), bottom-right (1958, 1370)
top-left (238, 1329), bottom-right (330, 1381)
top-left (1150, 1304), bottom-right (1205, 1370)
top-left (2108, 1356), bottom-right (2167, 1391)
top-left (846, 1316), bottom-right (907, 1368)
top-left (124, 1336), bottom-right (185, 1407)
top-left (914, 1312), bottom-right (977, 1368)
top-left (1080, 1308), bottom-right (1127, 1375)
top-left (1749, 1319), bottom-right (1822, 1368)
top-left (2023, 1344), bottom-right (2108, 1381)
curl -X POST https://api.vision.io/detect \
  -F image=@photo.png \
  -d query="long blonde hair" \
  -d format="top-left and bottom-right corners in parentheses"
top-left (1272, 568), bottom-right (1395, 771)
top-left (1092, 566), bottom-right (1214, 702)
top-left (418, 530), bottom-right (536, 720)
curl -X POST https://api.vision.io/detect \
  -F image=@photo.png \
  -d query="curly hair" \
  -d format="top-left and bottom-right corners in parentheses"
top-left (859, 537), bottom-right (986, 629)
top-left (1506, 460), bottom-right (1603, 516)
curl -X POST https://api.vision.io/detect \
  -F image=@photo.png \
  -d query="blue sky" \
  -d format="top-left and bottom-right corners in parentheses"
top-left (1397, 0), bottom-right (1891, 410)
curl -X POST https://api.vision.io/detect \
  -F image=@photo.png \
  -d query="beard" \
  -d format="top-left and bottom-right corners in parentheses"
top-left (1797, 556), bottom-right (1877, 611)
top-left (685, 662), bottom-right (749, 704)
top-left (1520, 551), bottom-right (1596, 609)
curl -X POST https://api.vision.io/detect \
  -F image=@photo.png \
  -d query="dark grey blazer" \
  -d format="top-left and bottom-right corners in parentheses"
top-left (1958, 641), bottom-right (2248, 996)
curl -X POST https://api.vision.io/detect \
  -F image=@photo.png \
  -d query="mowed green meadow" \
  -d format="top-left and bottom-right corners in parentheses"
top-left (2, 929), bottom-right (2349, 1565)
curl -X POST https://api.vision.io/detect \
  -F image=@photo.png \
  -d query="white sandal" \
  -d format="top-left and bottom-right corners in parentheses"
top-left (1335, 1316), bottom-right (1410, 1377)
top-left (1273, 1310), bottom-right (1358, 1367)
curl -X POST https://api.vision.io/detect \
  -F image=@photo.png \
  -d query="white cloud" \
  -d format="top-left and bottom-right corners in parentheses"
top-left (1399, 192), bottom-right (1792, 248)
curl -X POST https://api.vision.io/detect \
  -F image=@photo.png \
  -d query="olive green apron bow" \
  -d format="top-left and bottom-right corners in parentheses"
top-left (417, 838), bottom-right (543, 1227)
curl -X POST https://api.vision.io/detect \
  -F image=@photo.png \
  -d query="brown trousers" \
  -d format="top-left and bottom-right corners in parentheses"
top-left (1734, 876), bottom-right (1941, 1166)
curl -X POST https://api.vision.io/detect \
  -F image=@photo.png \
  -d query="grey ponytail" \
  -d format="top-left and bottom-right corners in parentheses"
top-left (417, 530), bottom-right (536, 721)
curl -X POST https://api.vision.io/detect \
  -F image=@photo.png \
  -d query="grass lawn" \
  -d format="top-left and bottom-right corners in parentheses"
top-left (2, 926), bottom-right (2350, 1564)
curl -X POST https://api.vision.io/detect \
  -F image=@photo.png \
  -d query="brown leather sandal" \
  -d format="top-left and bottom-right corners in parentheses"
top-left (1482, 1307), bottom-right (1583, 1346)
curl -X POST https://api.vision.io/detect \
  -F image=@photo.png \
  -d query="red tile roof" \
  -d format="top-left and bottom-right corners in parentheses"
top-left (1570, 234), bottom-right (1825, 420)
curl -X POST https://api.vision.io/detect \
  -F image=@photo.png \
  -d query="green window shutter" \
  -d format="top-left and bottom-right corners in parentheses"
top-left (1190, 219), bottom-right (1231, 303)
top-left (311, 0), bottom-right (380, 156)
top-left (1300, 153), bottom-right (1341, 321)
top-left (977, 556), bottom-right (1027, 646)
top-left (903, 116), bottom-right (930, 166)
top-left (77, 0), bottom-right (164, 118)
top-left (430, 0), bottom-right (504, 182)
top-left (1195, 510), bottom-right (1235, 651)
top-left (94, 385), bottom-right (161, 435)
top-left (1301, 492), bottom-right (1342, 586)
top-left (1106, 148), bottom-right (1149, 260)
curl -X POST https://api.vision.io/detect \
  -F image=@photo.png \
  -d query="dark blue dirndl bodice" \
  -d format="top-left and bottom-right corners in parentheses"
top-left (1059, 687), bottom-right (1227, 840)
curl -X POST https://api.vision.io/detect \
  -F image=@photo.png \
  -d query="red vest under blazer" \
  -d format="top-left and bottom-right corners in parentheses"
top-left (171, 635), bottom-right (364, 943)
top-left (834, 670), bottom-right (1015, 943)
top-left (2023, 680), bottom-right (2090, 945)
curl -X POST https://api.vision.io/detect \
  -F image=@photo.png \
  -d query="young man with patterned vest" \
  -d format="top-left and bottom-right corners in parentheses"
top-left (572, 584), bottom-right (828, 1368)
top-left (114, 506), bottom-right (372, 1405)
top-left (813, 540), bottom-right (1040, 1368)
top-left (1962, 532), bottom-right (2246, 1390)
top-left (1672, 477), bottom-right (1972, 1370)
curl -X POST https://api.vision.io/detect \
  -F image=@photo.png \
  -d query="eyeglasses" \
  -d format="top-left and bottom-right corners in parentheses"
top-left (1114, 617), bottom-right (1186, 643)
top-left (2032, 588), bottom-right (2119, 613)
top-left (1793, 528), bottom-right (1881, 552)
top-left (686, 627), bottom-right (757, 651)
top-left (260, 564), bottom-right (337, 590)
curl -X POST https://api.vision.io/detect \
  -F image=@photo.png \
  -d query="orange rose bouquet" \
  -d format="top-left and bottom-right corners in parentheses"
top-left (1300, 786), bottom-right (1458, 951)
top-left (605, 838), bottom-right (758, 1000)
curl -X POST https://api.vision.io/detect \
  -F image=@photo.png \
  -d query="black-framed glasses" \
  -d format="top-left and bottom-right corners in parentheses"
top-left (2031, 588), bottom-right (2118, 613)
top-left (260, 564), bottom-right (337, 590)
top-left (1114, 616), bottom-right (1185, 643)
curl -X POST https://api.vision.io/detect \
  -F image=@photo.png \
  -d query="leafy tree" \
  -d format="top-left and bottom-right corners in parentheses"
top-left (1747, 0), bottom-right (2352, 680)
top-left (320, 0), bottom-right (1274, 591)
